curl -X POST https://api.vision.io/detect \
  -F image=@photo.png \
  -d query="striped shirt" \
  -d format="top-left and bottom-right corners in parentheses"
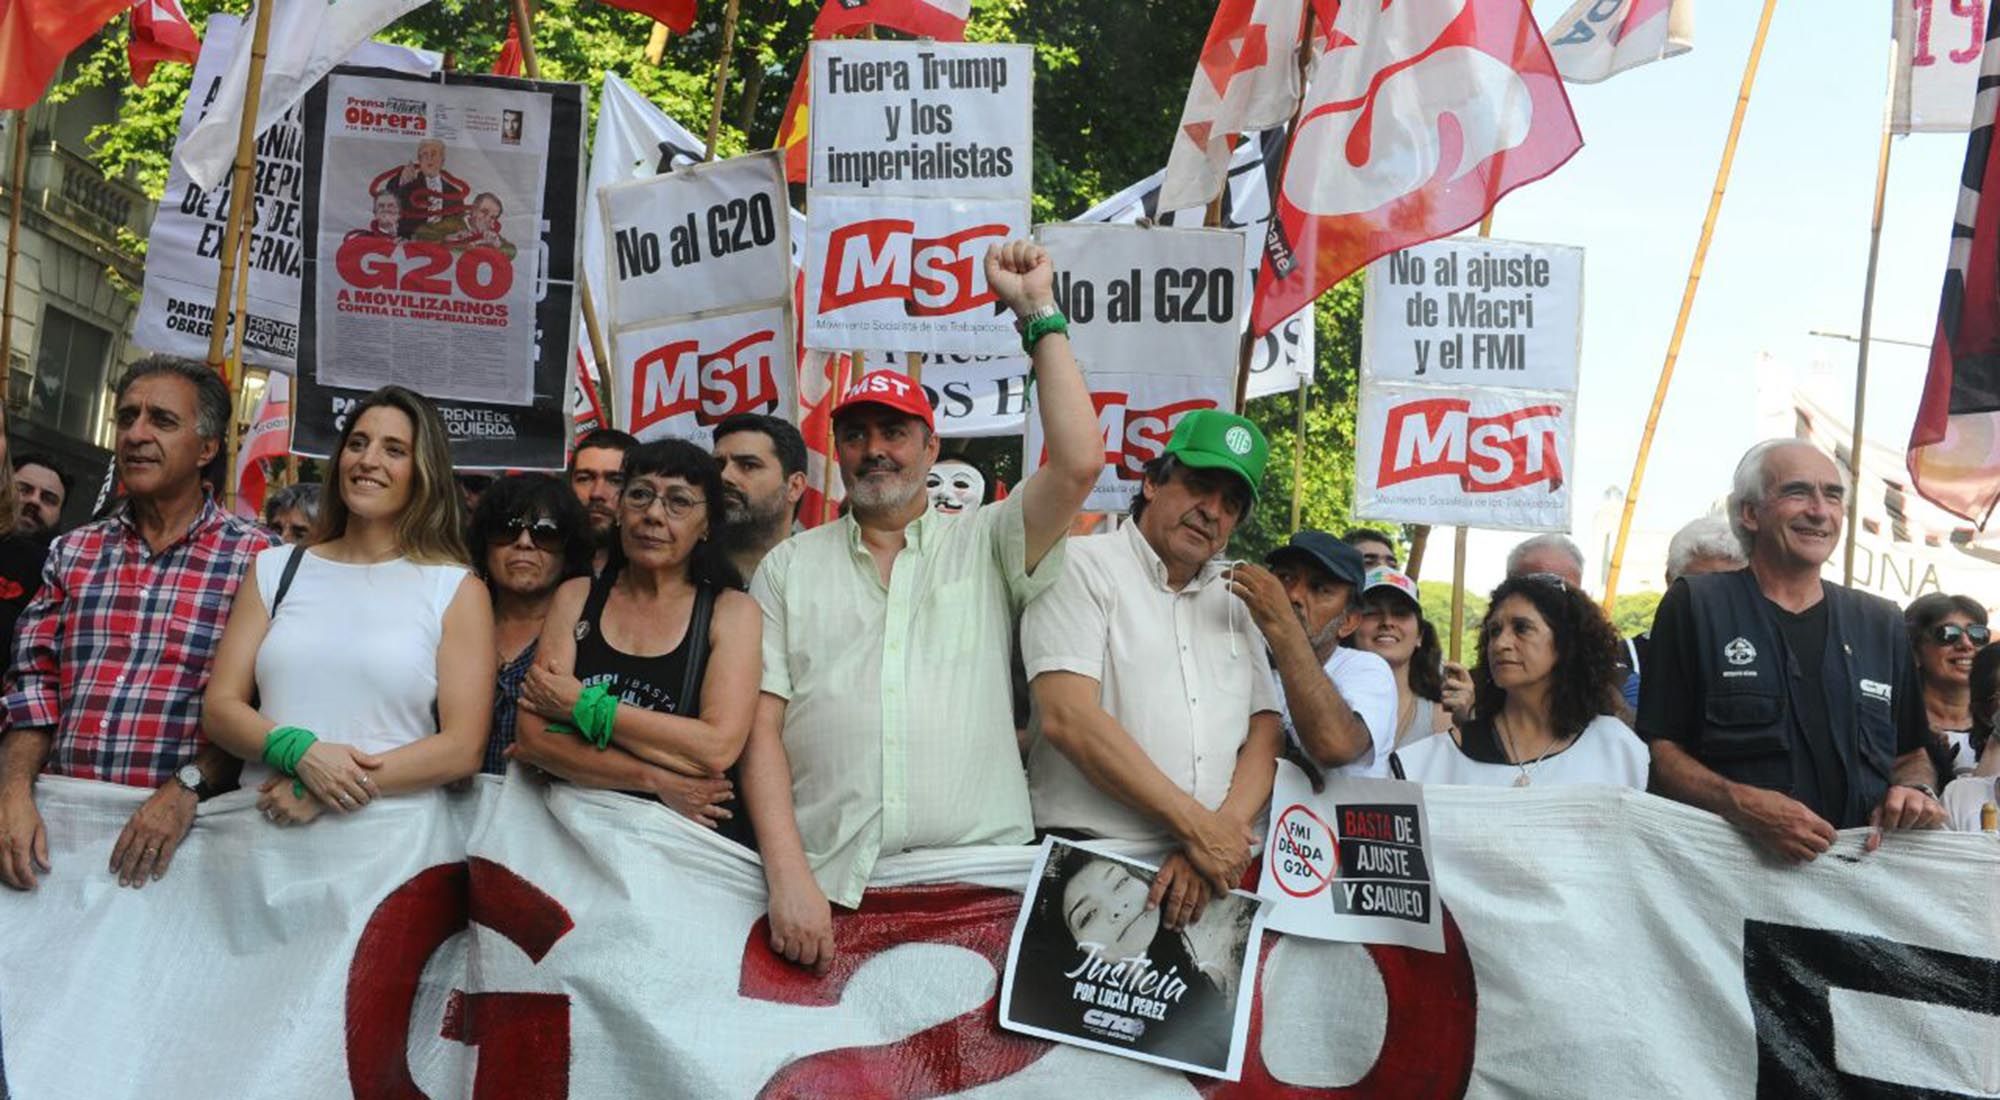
top-left (2, 496), bottom-right (277, 787)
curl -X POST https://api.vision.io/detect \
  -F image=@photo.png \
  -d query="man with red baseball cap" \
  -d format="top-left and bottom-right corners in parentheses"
top-left (742, 239), bottom-right (1101, 974)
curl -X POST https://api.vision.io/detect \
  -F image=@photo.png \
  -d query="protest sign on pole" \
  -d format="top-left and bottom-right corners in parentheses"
top-left (293, 67), bottom-right (583, 469)
top-left (802, 40), bottom-right (1034, 355)
top-left (1259, 761), bottom-right (1444, 952)
top-left (1892, 0), bottom-right (1984, 134)
top-left (132, 16), bottom-right (440, 371)
top-left (599, 151), bottom-right (795, 445)
top-left (1354, 237), bottom-right (1583, 532)
top-left (999, 837), bottom-right (1267, 1081)
top-left (1022, 222), bottom-right (1245, 512)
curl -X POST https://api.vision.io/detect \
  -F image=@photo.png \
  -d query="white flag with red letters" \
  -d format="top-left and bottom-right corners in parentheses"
top-left (1543, 0), bottom-right (1693, 85)
top-left (1157, 0), bottom-right (1308, 214)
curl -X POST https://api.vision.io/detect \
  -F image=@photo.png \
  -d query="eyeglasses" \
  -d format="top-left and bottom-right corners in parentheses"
top-left (1520, 571), bottom-right (1570, 593)
top-left (1928, 623), bottom-right (1991, 647)
top-left (488, 516), bottom-right (564, 552)
top-left (620, 485), bottom-right (706, 519)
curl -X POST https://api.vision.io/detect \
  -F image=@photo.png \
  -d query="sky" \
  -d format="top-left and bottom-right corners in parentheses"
top-left (1423, 0), bottom-right (1969, 596)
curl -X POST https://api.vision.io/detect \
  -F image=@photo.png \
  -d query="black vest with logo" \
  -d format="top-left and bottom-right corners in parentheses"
top-left (1679, 569), bottom-right (1904, 828)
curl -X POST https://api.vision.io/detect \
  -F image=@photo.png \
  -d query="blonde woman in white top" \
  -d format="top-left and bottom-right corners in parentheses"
top-left (204, 385), bottom-right (494, 823)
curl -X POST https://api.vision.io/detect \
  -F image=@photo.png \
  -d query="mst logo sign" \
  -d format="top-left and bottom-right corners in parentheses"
top-left (1097, 392), bottom-right (1217, 479)
top-left (818, 219), bottom-right (1008, 316)
top-left (629, 328), bottom-right (782, 433)
top-left (1377, 397), bottom-right (1564, 493)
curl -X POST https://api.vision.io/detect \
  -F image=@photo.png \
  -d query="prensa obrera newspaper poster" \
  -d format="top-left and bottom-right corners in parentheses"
top-left (1022, 222), bottom-right (1245, 512)
top-left (803, 40), bottom-right (1033, 355)
top-left (296, 67), bottom-right (584, 469)
top-left (1259, 761), bottom-right (1445, 952)
top-left (999, 837), bottom-right (1267, 1082)
top-left (1354, 237), bottom-right (1583, 532)
top-left (599, 151), bottom-right (795, 445)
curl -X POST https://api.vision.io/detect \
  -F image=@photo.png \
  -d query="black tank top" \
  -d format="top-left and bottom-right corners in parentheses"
top-left (574, 565), bottom-right (755, 851)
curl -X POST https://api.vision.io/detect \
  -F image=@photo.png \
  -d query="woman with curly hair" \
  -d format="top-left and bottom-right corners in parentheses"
top-left (1392, 572), bottom-right (1647, 788)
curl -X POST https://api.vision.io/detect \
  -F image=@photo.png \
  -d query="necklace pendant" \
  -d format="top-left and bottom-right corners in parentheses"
top-left (1513, 773), bottom-right (1531, 788)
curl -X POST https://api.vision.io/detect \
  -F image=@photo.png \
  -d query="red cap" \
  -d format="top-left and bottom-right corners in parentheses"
top-left (831, 370), bottom-right (934, 431)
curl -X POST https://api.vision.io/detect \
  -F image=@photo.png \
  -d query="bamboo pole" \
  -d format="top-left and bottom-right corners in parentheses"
top-left (223, 221), bottom-right (254, 508)
top-left (1232, 0), bottom-right (1316, 412)
top-left (1, 111), bottom-right (28, 378)
top-left (645, 22), bottom-right (671, 66)
top-left (1405, 526), bottom-right (1429, 581)
top-left (507, 0), bottom-right (541, 79)
top-left (821, 353), bottom-right (847, 524)
top-left (703, 0), bottom-right (743, 161)
top-left (1843, 39), bottom-right (1898, 586)
top-left (1603, 0), bottom-right (1781, 605)
top-left (1289, 376), bottom-right (1307, 533)
top-left (204, 0), bottom-right (275, 370)
top-left (1447, 526), bottom-right (1468, 662)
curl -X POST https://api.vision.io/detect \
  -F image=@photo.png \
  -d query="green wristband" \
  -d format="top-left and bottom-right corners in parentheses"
top-left (569, 684), bottom-right (620, 750)
top-left (1020, 308), bottom-right (1068, 355)
top-left (262, 725), bottom-right (318, 776)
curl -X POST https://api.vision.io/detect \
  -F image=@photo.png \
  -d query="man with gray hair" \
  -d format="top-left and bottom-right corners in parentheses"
top-left (0, 356), bottom-right (278, 891)
top-left (1638, 439), bottom-right (1941, 862)
top-left (262, 483), bottom-right (321, 545)
top-left (1620, 515), bottom-right (1749, 708)
top-left (1505, 532), bottom-right (1586, 587)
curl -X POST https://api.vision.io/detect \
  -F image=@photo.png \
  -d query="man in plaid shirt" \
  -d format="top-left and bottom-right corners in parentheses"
top-left (0, 357), bottom-right (277, 891)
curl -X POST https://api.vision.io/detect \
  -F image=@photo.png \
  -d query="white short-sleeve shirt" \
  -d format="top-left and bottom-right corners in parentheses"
top-left (1270, 647), bottom-right (1400, 778)
top-left (1021, 522), bottom-right (1280, 843)
top-left (1392, 714), bottom-right (1649, 789)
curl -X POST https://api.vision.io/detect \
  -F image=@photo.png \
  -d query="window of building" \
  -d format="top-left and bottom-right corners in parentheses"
top-left (29, 308), bottom-right (111, 442)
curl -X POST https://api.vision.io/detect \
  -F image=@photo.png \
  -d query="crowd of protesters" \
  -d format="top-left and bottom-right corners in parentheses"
top-left (0, 240), bottom-right (1979, 976)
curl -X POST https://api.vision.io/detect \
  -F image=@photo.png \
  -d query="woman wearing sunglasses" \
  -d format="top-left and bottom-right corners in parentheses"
top-left (470, 474), bottom-right (590, 773)
top-left (1942, 644), bottom-right (2000, 830)
top-left (511, 440), bottom-right (762, 848)
top-left (1391, 573), bottom-right (1647, 788)
top-left (1904, 593), bottom-right (1992, 778)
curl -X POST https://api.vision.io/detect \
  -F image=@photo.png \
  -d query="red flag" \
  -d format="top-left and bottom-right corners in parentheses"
top-left (604, 0), bottom-right (696, 35)
top-left (492, 17), bottom-right (524, 76)
top-left (1158, 0), bottom-right (1307, 213)
top-left (1, 0), bottom-right (140, 110)
top-left (772, 0), bottom-right (973, 183)
top-left (1910, 2), bottom-right (2000, 523)
top-left (1250, 0), bottom-right (1581, 335)
top-left (128, 0), bottom-right (198, 87)
top-left (233, 374), bottom-right (291, 520)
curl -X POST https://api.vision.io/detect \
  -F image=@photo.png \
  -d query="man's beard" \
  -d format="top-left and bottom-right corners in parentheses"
top-left (845, 461), bottom-right (925, 514)
top-left (16, 507), bottom-right (45, 535)
top-left (720, 490), bottom-right (787, 540)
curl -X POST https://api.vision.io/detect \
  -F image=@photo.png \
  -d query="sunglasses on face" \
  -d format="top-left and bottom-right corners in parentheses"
top-left (487, 516), bottom-right (564, 552)
top-left (1929, 623), bottom-right (1991, 647)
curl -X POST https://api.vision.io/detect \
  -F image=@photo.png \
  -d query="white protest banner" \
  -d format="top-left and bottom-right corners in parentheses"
top-left (132, 15), bottom-right (440, 371)
top-left (1893, 0), bottom-right (1985, 134)
top-left (1355, 237), bottom-right (1583, 532)
top-left (6, 778), bottom-right (1999, 1098)
top-left (615, 304), bottom-right (795, 446)
top-left (295, 68), bottom-right (584, 469)
top-left (999, 838), bottom-right (1266, 1081)
top-left (1021, 222), bottom-right (1245, 512)
top-left (1260, 762), bottom-right (1443, 952)
top-left (598, 151), bottom-right (792, 328)
top-left (804, 40), bottom-right (1034, 354)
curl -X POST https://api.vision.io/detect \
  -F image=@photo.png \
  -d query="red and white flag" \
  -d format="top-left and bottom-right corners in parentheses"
top-left (774, 0), bottom-right (973, 182)
top-left (233, 372), bottom-right (291, 519)
top-left (1250, 0), bottom-right (1581, 335)
top-left (796, 349), bottom-right (849, 528)
top-left (0, 0), bottom-right (140, 110)
top-left (1910, 5), bottom-right (2000, 523)
top-left (1157, 0), bottom-right (1308, 214)
top-left (1543, 0), bottom-right (1692, 84)
top-left (128, 0), bottom-right (199, 86)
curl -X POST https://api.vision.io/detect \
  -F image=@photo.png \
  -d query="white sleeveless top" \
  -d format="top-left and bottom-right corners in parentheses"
top-left (1392, 714), bottom-right (1649, 789)
top-left (240, 545), bottom-right (469, 786)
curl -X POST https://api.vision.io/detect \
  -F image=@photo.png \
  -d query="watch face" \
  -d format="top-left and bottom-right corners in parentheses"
top-left (177, 766), bottom-right (203, 791)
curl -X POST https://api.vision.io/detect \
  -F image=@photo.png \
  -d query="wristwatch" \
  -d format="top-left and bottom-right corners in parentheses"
top-left (1012, 302), bottom-right (1061, 335)
top-left (174, 764), bottom-right (213, 801)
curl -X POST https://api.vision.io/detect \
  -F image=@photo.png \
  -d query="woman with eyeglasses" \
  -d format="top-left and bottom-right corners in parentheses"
top-left (1942, 643), bottom-right (2000, 830)
top-left (511, 439), bottom-right (762, 848)
top-left (204, 385), bottom-right (494, 824)
top-left (1391, 573), bottom-right (1647, 788)
top-left (470, 474), bottom-right (589, 774)
top-left (1903, 593), bottom-right (1991, 778)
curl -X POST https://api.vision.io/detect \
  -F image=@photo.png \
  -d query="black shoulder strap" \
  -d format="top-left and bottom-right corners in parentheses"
top-left (580, 560), bottom-right (620, 632)
top-left (676, 583), bottom-right (717, 718)
top-left (269, 544), bottom-right (306, 619)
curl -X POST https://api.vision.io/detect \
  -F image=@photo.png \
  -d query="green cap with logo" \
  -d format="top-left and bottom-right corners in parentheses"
top-left (1165, 408), bottom-right (1269, 501)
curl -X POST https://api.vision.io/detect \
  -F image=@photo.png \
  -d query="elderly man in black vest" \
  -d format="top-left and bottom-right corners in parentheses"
top-left (1639, 440), bottom-right (1943, 862)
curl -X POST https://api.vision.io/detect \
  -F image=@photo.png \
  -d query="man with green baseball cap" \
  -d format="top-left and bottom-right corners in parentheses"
top-left (1019, 406), bottom-right (1282, 933)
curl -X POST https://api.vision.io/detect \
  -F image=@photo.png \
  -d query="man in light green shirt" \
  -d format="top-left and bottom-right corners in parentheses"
top-left (742, 239), bottom-right (1102, 974)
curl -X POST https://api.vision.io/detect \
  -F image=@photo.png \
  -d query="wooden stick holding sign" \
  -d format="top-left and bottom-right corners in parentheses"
top-left (1440, 207), bottom-right (1497, 659)
top-left (703, 0), bottom-right (742, 161)
top-left (203, 0), bottom-right (274, 375)
top-left (1, 112), bottom-right (27, 379)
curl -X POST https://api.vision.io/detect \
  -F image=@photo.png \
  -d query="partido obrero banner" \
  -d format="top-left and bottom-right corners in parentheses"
top-left (600, 151), bottom-right (796, 446)
top-left (1022, 222), bottom-right (1245, 513)
top-left (803, 40), bottom-right (1034, 355)
top-left (293, 66), bottom-right (583, 469)
top-left (3, 776), bottom-right (1996, 1098)
top-left (132, 16), bottom-right (441, 371)
top-left (1355, 237), bottom-right (1583, 532)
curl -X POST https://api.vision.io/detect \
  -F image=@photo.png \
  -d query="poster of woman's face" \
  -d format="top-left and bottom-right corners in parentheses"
top-left (999, 838), bottom-right (1266, 1081)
